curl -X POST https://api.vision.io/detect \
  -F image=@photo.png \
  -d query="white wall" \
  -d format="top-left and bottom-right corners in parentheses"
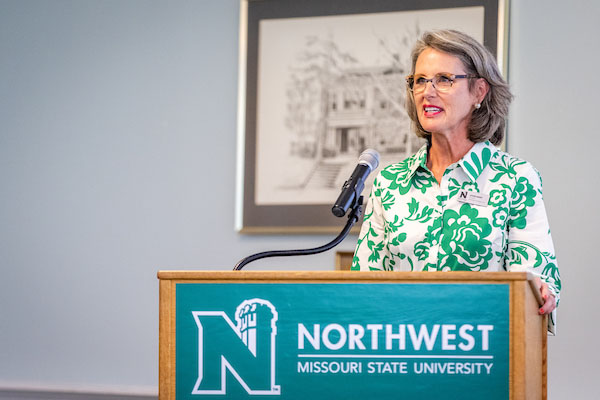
top-left (509, 1), bottom-right (600, 398)
top-left (0, 0), bottom-right (597, 398)
top-left (0, 0), bottom-right (346, 393)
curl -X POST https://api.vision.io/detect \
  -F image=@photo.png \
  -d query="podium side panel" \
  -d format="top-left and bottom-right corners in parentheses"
top-left (511, 281), bottom-right (526, 400)
top-left (525, 282), bottom-right (545, 400)
top-left (159, 279), bottom-right (176, 400)
top-left (543, 325), bottom-right (547, 399)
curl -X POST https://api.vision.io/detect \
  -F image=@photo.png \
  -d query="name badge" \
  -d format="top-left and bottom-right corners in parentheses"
top-left (457, 189), bottom-right (489, 207)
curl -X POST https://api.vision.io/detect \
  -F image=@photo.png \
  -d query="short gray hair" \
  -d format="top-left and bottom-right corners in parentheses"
top-left (405, 29), bottom-right (513, 145)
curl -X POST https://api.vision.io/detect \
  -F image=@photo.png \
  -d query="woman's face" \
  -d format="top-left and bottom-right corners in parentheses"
top-left (413, 48), bottom-right (482, 139)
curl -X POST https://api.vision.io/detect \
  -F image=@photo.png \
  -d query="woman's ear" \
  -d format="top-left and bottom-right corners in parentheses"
top-left (475, 78), bottom-right (490, 103)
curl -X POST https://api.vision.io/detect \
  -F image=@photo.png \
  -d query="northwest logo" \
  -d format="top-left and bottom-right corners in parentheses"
top-left (192, 299), bottom-right (280, 395)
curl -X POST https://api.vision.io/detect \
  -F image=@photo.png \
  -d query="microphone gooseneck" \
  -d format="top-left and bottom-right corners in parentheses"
top-left (233, 149), bottom-right (379, 271)
top-left (234, 197), bottom-right (364, 271)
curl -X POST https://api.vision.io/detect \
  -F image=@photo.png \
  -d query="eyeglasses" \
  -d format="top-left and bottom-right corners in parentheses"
top-left (406, 73), bottom-right (479, 93)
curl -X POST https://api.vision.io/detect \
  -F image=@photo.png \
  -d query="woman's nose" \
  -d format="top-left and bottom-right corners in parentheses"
top-left (422, 80), bottom-right (437, 96)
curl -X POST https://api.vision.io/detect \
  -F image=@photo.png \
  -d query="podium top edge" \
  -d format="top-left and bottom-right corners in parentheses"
top-left (157, 270), bottom-right (533, 282)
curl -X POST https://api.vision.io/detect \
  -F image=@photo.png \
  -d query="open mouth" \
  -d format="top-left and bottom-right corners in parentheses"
top-left (423, 105), bottom-right (443, 116)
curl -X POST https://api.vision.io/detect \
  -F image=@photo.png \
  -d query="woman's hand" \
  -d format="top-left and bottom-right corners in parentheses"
top-left (536, 277), bottom-right (556, 315)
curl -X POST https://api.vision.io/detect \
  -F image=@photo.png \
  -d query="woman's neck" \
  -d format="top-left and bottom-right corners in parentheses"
top-left (426, 133), bottom-right (474, 184)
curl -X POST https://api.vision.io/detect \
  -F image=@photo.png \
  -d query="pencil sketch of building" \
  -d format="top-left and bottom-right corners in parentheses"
top-left (286, 55), bottom-right (424, 190)
top-left (322, 65), bottom-right (421, 157)
top-left (254, 12), bottom-right (484, 206)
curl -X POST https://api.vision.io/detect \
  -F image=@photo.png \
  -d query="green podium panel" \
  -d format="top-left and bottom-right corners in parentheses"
top-left (175, 283), bottom-right (508, 399)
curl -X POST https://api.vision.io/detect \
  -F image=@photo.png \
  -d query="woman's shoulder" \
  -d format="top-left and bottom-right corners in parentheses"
top-left (380, 153), bottom-right (418, 173)
top-left (378, 146), bottom-right (427, 182)
top-left (490, 149), bottom-right (543, 185)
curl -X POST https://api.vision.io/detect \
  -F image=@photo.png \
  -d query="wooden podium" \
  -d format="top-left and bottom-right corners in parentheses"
top-left (158, 271), bottom-right (547, 400)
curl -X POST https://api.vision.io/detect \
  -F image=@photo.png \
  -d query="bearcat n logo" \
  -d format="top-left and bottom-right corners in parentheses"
top-left (191, 299), bottom-right (280, 395)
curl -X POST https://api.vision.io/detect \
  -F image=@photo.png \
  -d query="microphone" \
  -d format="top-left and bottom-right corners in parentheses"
top-left (331, 149), bottom-right (380, 217)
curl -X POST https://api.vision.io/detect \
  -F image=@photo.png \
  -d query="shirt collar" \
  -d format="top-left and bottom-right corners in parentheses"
top-left (405, 140), bottom-right (498, 183)
top-left (457, 141), bottom-right (498, 182)
top-left (404, 144), bottom-right (429, 183)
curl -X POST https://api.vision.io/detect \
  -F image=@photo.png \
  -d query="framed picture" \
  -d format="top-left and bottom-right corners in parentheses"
top-left (235, 0), bottom-right (509, 233)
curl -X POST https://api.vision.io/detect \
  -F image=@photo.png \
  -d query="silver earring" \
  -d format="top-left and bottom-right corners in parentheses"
top-left (475, 103), bottom-right (481, 109)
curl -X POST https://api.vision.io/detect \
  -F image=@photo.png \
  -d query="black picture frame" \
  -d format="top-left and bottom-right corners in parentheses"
top-left (236, 0), bottom-right (509, 233)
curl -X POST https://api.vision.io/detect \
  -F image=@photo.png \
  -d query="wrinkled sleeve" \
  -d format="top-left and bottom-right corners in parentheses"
top-left (505, 163), bottom-right (561, 333)
top-left (351, 175), bottom-right (389, 271)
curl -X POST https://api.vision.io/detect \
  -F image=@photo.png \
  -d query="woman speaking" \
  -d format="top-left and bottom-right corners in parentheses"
top-left (352, 30), bottom-right (560, 328)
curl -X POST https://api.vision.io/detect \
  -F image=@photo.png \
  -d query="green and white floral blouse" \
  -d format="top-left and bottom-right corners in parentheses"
top-left (352, 141), bottom-right (561, 332)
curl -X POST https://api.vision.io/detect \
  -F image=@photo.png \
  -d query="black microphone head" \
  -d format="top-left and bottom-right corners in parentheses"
top-left (331, 149), bottom-right (381, 218)
top-left (358, 149), bottom-right (380, 171)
